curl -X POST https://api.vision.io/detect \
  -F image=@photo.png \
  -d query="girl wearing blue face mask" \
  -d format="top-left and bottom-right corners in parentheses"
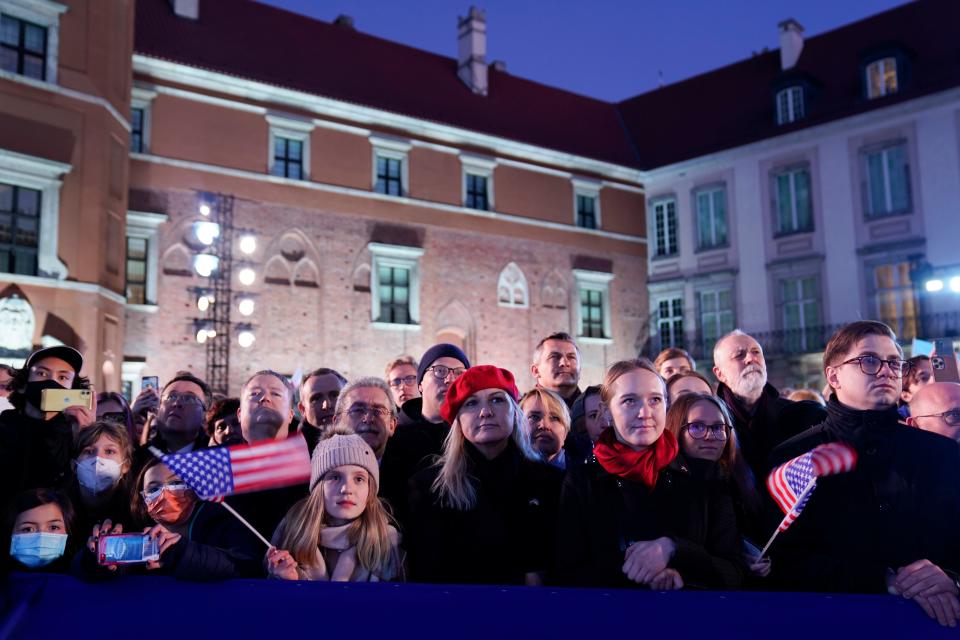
top-left (4, 489), bottom-right (76, 573)
top-left (68, 421), bottom-right (134, 538)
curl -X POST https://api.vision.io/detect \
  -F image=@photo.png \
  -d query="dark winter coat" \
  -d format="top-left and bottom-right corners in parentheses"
top-left (556, 451), bottom-right (744, 590)
top-left (0, 409), bottom-right (75, 511)
top-left (768, 398), bottom-right (960, 593)
top-left (405, 439), bottom-right (563, 585)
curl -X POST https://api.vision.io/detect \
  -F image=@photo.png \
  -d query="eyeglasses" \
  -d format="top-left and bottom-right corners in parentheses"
top-left (338, 405), bottom-right (392, 421)
top-left (426, 365), bottom-right (465, 381)
top-left (100, 412), bottom-right (127, 425)
top-left (683, 422), bottom-right (728, 440)
top-left (912, 409), bottom-right (960, 426)
top-left (389, 375), bottom-right (418, 388)
top-left (839, 355), bottom-right (911, 378)
top-left (161, 392), bottom-right (204, 407)
top-left (141, 481), bottom-right (190, 502)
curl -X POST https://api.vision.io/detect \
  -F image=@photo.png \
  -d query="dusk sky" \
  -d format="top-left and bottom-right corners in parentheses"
top-left (259, 0), bottom-right (907, 102)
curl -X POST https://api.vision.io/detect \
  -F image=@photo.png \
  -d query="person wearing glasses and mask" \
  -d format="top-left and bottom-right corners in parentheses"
top-left (79, 458), bottom-right (262, 581)
top-left (770, 321), bottom-right (960, 628)
top-left (131, 372), bottom-right (211, 476)
top-left (385, 355), bottom-right (420, 427)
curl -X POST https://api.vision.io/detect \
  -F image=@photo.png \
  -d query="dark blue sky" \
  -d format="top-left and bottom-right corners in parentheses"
top-left (260, 0), bottom-right (906, 102)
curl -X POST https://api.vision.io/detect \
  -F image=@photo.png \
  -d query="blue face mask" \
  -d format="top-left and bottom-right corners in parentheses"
top-left (9, 532), bottom-right (68, 568)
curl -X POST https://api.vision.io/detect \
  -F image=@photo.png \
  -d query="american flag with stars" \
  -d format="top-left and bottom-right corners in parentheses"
top-left (766, 442), bottom-right (858, 532)
top-left (156, 435), bottom-right (311, 501)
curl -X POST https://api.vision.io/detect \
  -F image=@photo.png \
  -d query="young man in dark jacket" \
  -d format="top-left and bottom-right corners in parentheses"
top-left (770, 321), bottom-right (960, 628)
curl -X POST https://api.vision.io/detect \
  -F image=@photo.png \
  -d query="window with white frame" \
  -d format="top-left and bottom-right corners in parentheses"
top-left (862, 141), bottom-right (910, 218)
top-left (371, 135), bottom-right (410, 197)
top-left (775, 86), bottom-right (804, 125)
top-left (698, 288), bottom-right (735, 352)
top-left (0, 1), bottom-right (65, 84)
top-left (130, 87), bottom-right (156, 154)
top-left (267, 115), bottom-right (313, 181)
top-left (779, 276), bottom-right (820, 352)
top-left (497, 262), bottom-right (528, 308)
top-left (126, 210), bottom-right (167, 307)
top-left (461, 155), bottom-right (495, 211)
top-left (573, 269), bottom-right (613, 340)
top-left (573, 179), bottom-right (601, 230)
top-left (873, 261), bottom-right (918, 340)
top-left (369, 242), bottom-right (423, 327)
top-left (656, 296), bottom-right (684, 350)
top-left (652, 197), bottom-right (678, 257)
top-left (0, 148), bottom-right (69, 279)
top-left (694, 185), bottom-right (728, 250)
top-left (866, 57), bottom-right (898, 99)
top-left (772, 165), bottom-right (813, 234)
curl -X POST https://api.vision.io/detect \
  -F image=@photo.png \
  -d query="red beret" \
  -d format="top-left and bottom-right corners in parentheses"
top-left (440, 365), bottom-right (520, 424)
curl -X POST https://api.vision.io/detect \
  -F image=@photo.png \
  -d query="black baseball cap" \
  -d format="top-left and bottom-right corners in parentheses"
top-left (24, 345), bottom-right (84, 374)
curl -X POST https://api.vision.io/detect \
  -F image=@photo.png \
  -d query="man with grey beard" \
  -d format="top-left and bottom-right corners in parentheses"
top-left (712, 330), bottom-right (825, 478)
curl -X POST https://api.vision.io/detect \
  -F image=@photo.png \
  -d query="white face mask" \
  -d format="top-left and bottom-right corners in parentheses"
top-left (77, 456), bottom-right (123, 494)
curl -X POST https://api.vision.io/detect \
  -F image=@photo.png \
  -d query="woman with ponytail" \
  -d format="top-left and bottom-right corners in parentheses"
top-left (556, 359), bottom-right (743, 590)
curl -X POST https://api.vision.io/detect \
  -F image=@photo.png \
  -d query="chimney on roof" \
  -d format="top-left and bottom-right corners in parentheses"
top-left (169, 0), bottom-right (199, 20)
top-left (334, 14), bottom-right (355, 30)
top-left (457, 6), bottom-right (488, 95)
top-left (778, 18), bottom-right (804, 71)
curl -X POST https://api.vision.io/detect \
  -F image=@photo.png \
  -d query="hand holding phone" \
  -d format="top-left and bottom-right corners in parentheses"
top-left (97, 533), bottom-right (160, 565)
top-left (40, 388), bottom-right (93, 412)
top-left (141, 376), bottom-right (159, 391)
top-left (932, 339), bottom-right (960, 383)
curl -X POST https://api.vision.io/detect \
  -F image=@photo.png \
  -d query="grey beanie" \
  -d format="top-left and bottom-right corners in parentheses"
top-left (310, 433), bottom-right (380, 492)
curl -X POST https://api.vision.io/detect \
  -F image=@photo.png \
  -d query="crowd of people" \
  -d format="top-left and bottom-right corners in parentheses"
top-left (1, 321), bottom-right (959, 627)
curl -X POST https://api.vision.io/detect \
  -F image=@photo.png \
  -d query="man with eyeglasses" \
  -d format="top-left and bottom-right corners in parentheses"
top-left (133, 372), bottom-right (211, 475)
top-left (908, 382), bottom-right (960, 443)
top-left (334, 377), bottom-right (398, 460)
top-left (295, 367), bottom-right (347, 455)
top-left (770, 321), bottom-right (960, 628)
top-left (384, 355), bottom-right (420, 426)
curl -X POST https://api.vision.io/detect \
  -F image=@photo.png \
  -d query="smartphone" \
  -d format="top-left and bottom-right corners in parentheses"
top-left (97, 533), bottom-right (160, 565)
top-left (932, 339), bottom-right (960, 383)
top-left (40, 388), bottom-right (93, 412)
top-left (141, 376), bottom-right (159, 391)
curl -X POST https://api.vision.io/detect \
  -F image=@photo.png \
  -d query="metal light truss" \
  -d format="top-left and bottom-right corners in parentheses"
top-left (204, 193), bottom-right (234, 395)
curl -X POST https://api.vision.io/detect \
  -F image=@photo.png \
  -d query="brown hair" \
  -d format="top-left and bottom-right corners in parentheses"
top-left (532, 332), bottom-right (580, 364)
top-left (600, 358), bottom-right (665, 406)
top-left (787, 389), bottom-right (826, 405)
top-left (75, 421), bottom-right (135, 483)
top-left (654, 347), bottom-right (695, 373)
top-left (904, 355), bottom-right (931, 389)
top-left (129, 458), bottom-right (197, 528)
top-left (822, 320), bottom-right (902, 368)
top-left (665, 370), bottom-right (714, 397)
top-left (204, 397), bottom-right (240, 437)
top-left (384, 355), bottom-right (418, 380)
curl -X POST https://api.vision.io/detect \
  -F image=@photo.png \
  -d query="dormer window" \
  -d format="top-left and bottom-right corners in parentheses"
top-left (866, 57), bottom-right (898, 99)
top-left (776, 86), bottom-right (804, 125)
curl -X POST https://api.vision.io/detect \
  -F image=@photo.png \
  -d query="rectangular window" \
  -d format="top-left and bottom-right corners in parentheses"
top-left (780, 276), bottom-right (820, 352)
top-left (866, 58), bottom-right (898, 99)
top-left (653, 198), bottom-right (678, 257)
top-left (375, 155), bottom-right (403, 196)
top-left (580, 288), bottom-right (605, 338)
top-left (776, 86), bottom-right (804, 125)
top-left (864, 143), bottom-right (910, 217)
top-left (773, 166), bottom-right (813, 234)
top-left (465, 173), bottom-right (489, 210)
top-left (126, 236), bottom-right (148, 305)
top-left (271, 137), bottom-right (303, 180)
top-left (0, 182), bottom-right (40, 275)
top-left (657, 297), bottom-right (684, 350)
top-left (874, 262), bottom-right (917, 340)
top-left (695, 186), bottom-right (728, 249)
top-left (130, 108), bottom-right (144, 153)
top-left (377, 265), bottom-right (411, 324)
top-left (699, 289), bottom-right (735, 352)
top-left (0, 14), bottom-right (46, 81)
top-left (576, 194), bottom-right (597, 229)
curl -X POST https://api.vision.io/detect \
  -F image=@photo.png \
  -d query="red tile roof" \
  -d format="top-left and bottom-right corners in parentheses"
top-left (133, 0), bottom-right (641, 168)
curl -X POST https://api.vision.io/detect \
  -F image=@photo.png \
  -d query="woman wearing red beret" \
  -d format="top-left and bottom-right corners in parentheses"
top-left (556, 359), bottom-right (743, 590)
top-left (405, 365), bottom-right (563, 585)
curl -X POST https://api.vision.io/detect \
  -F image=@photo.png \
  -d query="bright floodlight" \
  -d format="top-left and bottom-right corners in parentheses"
top-left (194, 221), bottom-right (220, 246)
top-left (926, 279), bottom-right (944, 293)
top-left (238, 267), bottom-right (256, 286)
top-left (238, 330), bottom-right (255, 348)
top-left (193, 254), bottom-right (219, 277)
top-left (239, 235), bottom-right (257, 255)
top-left (196, 329), bottom-right (208, 344)
top-left (207, 329), bottom-right (217, 339)
top-left (950, 276), bottom-right (960, 293)
top-left (199, 203), bottom-right (211, 217)
top-left (238, 298), bottom-right (255, 316)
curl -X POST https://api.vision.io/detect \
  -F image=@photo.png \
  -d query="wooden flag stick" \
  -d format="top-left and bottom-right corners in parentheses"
top-left (758, 477), bottom-right (818, 559)
top-left (219, 501), bottom-right (272, 548)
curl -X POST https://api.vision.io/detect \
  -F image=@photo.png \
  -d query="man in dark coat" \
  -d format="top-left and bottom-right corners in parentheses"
top-left (293, 367), bottom-right (347, 456)
top-left (712, 330), bottom-right (825, 478)
top-left (769, 321), bottom-right (960, 628)
top-left (132, 372), bottom-right (211, 475)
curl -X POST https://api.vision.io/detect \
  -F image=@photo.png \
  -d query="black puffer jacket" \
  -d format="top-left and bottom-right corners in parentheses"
top-left (405, 439), bottom-right (563, 585)
top-left (768, 398), bottom-right (960, 593)
top-left (0, 410), bottom-right (75, 511)
top-left (556, 451), bottom-right (744, 590)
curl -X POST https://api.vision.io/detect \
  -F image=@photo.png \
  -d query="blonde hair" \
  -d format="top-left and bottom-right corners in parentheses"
top-left (519, 388), bottom-right (571, 438)
top-left (432, 394), bottom-right (537, 511)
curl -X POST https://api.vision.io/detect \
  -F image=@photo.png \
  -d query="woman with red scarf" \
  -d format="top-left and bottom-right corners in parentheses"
top-left (556, 359), bottom-right (743, 590)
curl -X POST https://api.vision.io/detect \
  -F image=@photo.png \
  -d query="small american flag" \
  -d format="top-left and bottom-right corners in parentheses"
top-left (156, 435), bottom-right (311, 501)
top-left (766, 442), bottom-right (857, 532)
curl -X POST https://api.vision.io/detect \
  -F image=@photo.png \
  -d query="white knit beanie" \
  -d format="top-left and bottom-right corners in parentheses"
top-left (310, 433), bottom-right (380, 492)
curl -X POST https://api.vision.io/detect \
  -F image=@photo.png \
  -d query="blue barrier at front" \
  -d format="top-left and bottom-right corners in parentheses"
top-left (0, 573), bottom-right (952, 639)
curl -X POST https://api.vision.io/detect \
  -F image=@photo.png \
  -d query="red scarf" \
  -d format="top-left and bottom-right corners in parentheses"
top-left (593, 427), bottom-right (678, 488)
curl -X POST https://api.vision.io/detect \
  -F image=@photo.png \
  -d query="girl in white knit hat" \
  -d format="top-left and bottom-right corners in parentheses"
top-left (266, 428), bottom-right (402, 581)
